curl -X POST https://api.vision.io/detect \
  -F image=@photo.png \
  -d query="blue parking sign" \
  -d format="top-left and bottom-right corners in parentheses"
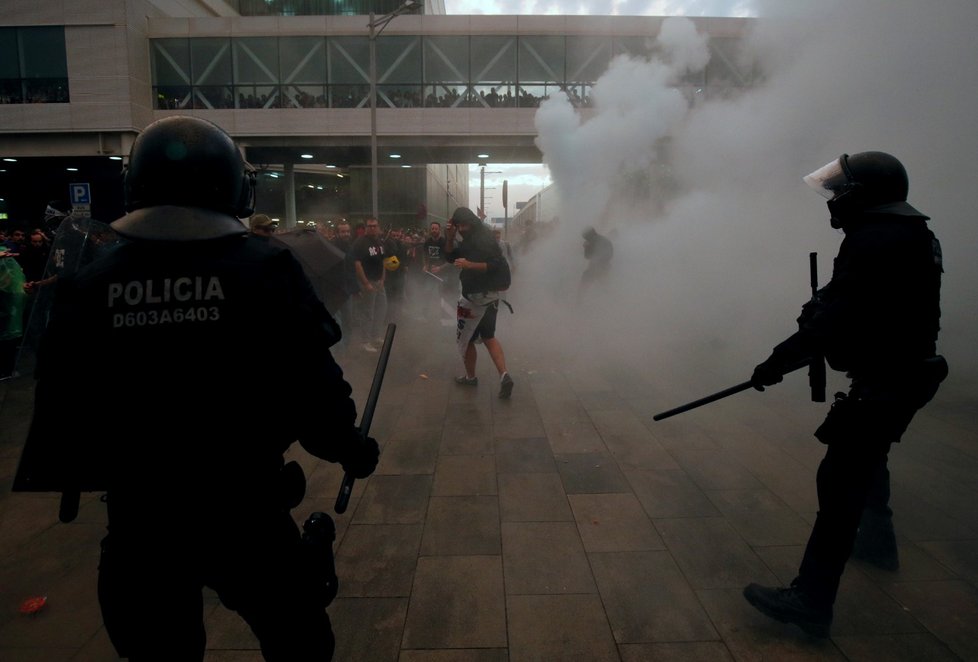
top-left (69, 183), bottom-right (91, 205)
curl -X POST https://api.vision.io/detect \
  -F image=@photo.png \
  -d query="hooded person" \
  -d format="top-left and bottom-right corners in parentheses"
top-left (444, 206), bottom-right (514, 399)
top-left (13, 115), bottom-right (379, 660)
top-left (742, 151), bottom-right (946, 637)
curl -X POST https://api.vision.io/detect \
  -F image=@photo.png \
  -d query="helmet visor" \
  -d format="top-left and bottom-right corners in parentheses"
top-left (803, 157), bottom-right (849, 199)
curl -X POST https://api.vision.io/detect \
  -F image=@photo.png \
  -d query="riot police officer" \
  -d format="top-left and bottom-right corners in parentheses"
top-left (15, 116), bottom-right (379, 659)
top-left (742, 151), bottom-right (946, 637)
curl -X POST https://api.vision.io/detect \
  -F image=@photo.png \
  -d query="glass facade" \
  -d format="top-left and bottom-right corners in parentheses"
top-left (152, 34), bottom-right (752, 110)
top-left (226, 0), bottom-right (424, 17)
top-left (0, 26), bottom-right (69, 104)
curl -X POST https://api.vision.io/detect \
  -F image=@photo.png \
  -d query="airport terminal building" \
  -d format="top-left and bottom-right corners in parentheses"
top-left (0, 0), bottom-right (752, 229)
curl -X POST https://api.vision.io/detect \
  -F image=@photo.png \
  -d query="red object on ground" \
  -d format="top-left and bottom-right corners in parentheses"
top-left (19, 596), bottom-right (47, 615)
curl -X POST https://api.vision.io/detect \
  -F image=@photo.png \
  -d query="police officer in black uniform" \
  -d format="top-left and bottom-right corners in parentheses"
top-left (742, 151), bottom-right (946, 637)
top-left (14, 116), bottom-right (379, 660)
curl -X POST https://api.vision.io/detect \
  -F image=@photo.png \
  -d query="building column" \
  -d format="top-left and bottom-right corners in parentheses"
top-left (284, 162), bottom-right (296, 228)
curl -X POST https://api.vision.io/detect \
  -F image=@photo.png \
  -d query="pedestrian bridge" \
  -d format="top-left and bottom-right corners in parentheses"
top-left (147, 14), bottom-right (754, 166)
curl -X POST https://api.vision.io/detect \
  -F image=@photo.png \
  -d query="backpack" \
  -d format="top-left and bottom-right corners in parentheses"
top-left (485, 243), bottom-right (511, 291)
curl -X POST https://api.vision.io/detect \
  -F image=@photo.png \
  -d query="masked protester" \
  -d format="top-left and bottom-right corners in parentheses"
top-left (743, 151), bottom-right (946, 637)
top-left (13, 116), bottom-right (379, 660)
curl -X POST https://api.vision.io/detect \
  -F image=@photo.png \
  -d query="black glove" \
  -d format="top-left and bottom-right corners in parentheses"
top-left (341, 434), bottom-right (380, 479)
top-left (750, 360), bottom-right (784, 392)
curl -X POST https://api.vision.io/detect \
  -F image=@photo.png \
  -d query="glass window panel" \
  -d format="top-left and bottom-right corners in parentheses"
top-left (280, 37), bottom-right (326, 84)
top-left (516, 83), bottom-right (561, 107)
top-left (234, 85), bottom-right (280, 108)
top-left (706, 38), bottom-right (751, 87)
top-left (1, 79), bottom-right (23, 104)
top-left (154, 85), bottom-right (191, 109)
top-left (377, 84), bottom-right (422, 108)
top-left (471, 84), bottom-right (514, 108)
top-left (424, 36), bottom-right (468, 83)
top-left (471, 36), bottom-right (516, 83)
top-left (328, 37), bottom-right (369, 84)
top-left (563, 82), bottom-right (593, 107)
top-left (329, 84), bottom-right (369, 108)
top-left (152, 39), bottom-right (191, 85)
top-left (613, 36), bottom-right (654, 59)
top-left (375, 35), bottom-right (421, 84)
top-left (0, 28), bottom-right (19, 78)
top-left (422, 83), bottom-right (465, 107)
top-left (234, 37), bottom-right (279, 84)
top-left (191, 38), bottom-right (232, 86)
top-left (566, 36), bottom-right (610, 83)
top-left (518, 36), bottom-right (564, 83)
top-left (280, 84), bottom-right (327, 107)
top-left (193, 85), bottom-right (234, 109)
top-left (24, 78), bottom-right (68, 103)
top-left (20, 27), bottom-right (67, 78)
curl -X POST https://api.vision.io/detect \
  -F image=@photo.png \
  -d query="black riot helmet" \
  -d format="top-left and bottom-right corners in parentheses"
top-left (803, 151), bottom-right (924, 227)
top-left (112, 116), bottom-right (254, 241)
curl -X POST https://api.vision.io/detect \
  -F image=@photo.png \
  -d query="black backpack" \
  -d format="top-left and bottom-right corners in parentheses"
top-left (485, 243), bottom-right (511, 291)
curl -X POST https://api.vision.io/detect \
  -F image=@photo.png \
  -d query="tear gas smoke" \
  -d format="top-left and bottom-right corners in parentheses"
top-left (511, 2), bottom-right (978, 395)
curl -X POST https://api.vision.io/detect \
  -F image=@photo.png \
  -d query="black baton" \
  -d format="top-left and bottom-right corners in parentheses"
top-left (334, 322), bottom-right (396, 514)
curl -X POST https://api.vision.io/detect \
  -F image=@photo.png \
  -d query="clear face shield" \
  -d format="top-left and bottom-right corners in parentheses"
top-left (803, 156), bottom-right (851, 199)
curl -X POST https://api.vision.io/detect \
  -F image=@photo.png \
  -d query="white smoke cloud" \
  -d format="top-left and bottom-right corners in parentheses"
top-left (512, 0), bottom-right (978, 393)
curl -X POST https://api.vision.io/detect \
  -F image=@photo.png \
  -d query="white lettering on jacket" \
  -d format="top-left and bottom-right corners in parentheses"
top-left (107, 276), bottom-right (225, 308)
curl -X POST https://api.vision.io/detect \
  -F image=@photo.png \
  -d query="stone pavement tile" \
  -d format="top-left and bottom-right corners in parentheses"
top-left (885, 580), bottom-right (978, 661)
top-left (502, 521), bottom-right (596, 595)
top-left (832, 633), bottom-right (962, 661)
top-left (588, 409), bottom-right (654, 438)
top-left (420, 496), bottom-right (500, 556)
top-left (850, 540), bottom-right (954, 585)
top-left (506, 594), bottom-right (619, 661)
top-left (498, 473), bottom-right (572, 522)
top-left (375, 428), bottom-right (441, 475)
top-left (706, 488), bottom-right (812, 547)
top-left (554, 451), bottom-right (630, 494)
top-left (697, 587), bottom-right (847, 660)
top-left (492, 413), bottom-right (547, 439)
top-left (890, 483), bottom-right (978, 541)
top-left (0, 648), bottom-right (77, 661)
top-left (336, 524), bottom-right (423, 597)
top-left (601, 431), bottom-right (681, 472)
top-left (619, 641), bottom-right (735, 661)
top-left (352, 475), bottom-right (432, 524)
top-left (543, 418), bottom-right (607, 454)
top-left (625, 468), bottom-right (721, 519)
top-left (400, 649), bottom-right (508, 661)
top-left (72, 626), bottom-right (120, 661)
top-left (441, 422), bottom-right (494, 455)
top-left (202, 604), bottom-right (260, 651)
top-left (401, 556), bottom-right (506, 649)
top-left (588, 550), bottom-right (718, 643)
top-left (330, 597), bottom-right (408, 662)
top-left (576, 391), bottom-right (623, 413)
top-left (669, 447), bottom-right (764, 491)
top-left (568, 493), bottom-right (665, 553)
top-left (0, 493), bottom-right (63, 560)
top-left (829, 569), bottom-right (927, 636)
top-left (432, 454), bottom-right (496, 496)
top-left (203, 651), bottom-right (264, 661)
top-left (655, 517), bottom-right (773, 590)
top-left (493, 437), bottom-right (555, 474)
top-left (917, 539), bottom-right (978, 585)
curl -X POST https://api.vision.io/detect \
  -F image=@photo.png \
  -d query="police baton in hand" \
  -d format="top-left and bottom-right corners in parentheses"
top-left (334, 322), bottom-right (396, 514)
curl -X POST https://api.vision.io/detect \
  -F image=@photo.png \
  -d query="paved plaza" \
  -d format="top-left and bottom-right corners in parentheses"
top-left (2, 312), bottom-right (977, 661)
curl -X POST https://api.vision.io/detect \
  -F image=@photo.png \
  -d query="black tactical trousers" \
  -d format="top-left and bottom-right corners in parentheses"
top-left (98, 509), bottom-right (334, 661)
top-left (796, 440), bottom-right (891, 607)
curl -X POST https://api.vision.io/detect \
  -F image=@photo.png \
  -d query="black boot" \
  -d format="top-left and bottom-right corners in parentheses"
top-left (851, 511), bottom-right (899, 571)
top-left (743, 581), bottom-right (833, 638)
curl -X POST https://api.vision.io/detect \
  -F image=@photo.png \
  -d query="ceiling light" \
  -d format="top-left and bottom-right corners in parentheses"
top-left (325, 164), bottom-right (336, 168)
top-left (337, 174), bottom-right (344, 178)
top-left (401, 164), bottom-right (412, 168)
top-left (3, 158), bottom-right (16, 162)
top-left (300, 154), bottom-right (314, 159)
top-left (109, 156), bottom-right (123, 161)
top-left (389, 153), bottom-right (401, 159)
top-left (66, 167), bottom-right (78, 171)
top-left (316, 186), bottom-right (323, 190)
top-left (477, 153), bottom-right (490, 159)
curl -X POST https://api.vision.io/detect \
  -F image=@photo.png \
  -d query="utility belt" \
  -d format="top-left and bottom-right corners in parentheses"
top-left (815, 355), bottom-right (947, 446)
top-left (463, 292), bottom-right (514, 314)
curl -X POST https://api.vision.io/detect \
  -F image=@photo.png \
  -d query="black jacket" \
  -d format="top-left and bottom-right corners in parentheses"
top-left (15, 234), bottom-right (359, 520)
top-left (768, 211), bottom-right (942, 379)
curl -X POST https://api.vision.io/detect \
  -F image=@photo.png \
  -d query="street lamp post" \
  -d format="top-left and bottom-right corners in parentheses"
top-left (369, 0), bottom-right (418, 221)
top-left (479, 165), bottom-right (502, 221)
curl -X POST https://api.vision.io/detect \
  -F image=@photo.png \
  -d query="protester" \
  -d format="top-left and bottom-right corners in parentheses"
top-left (445, 207), bottom-right (514, 399)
